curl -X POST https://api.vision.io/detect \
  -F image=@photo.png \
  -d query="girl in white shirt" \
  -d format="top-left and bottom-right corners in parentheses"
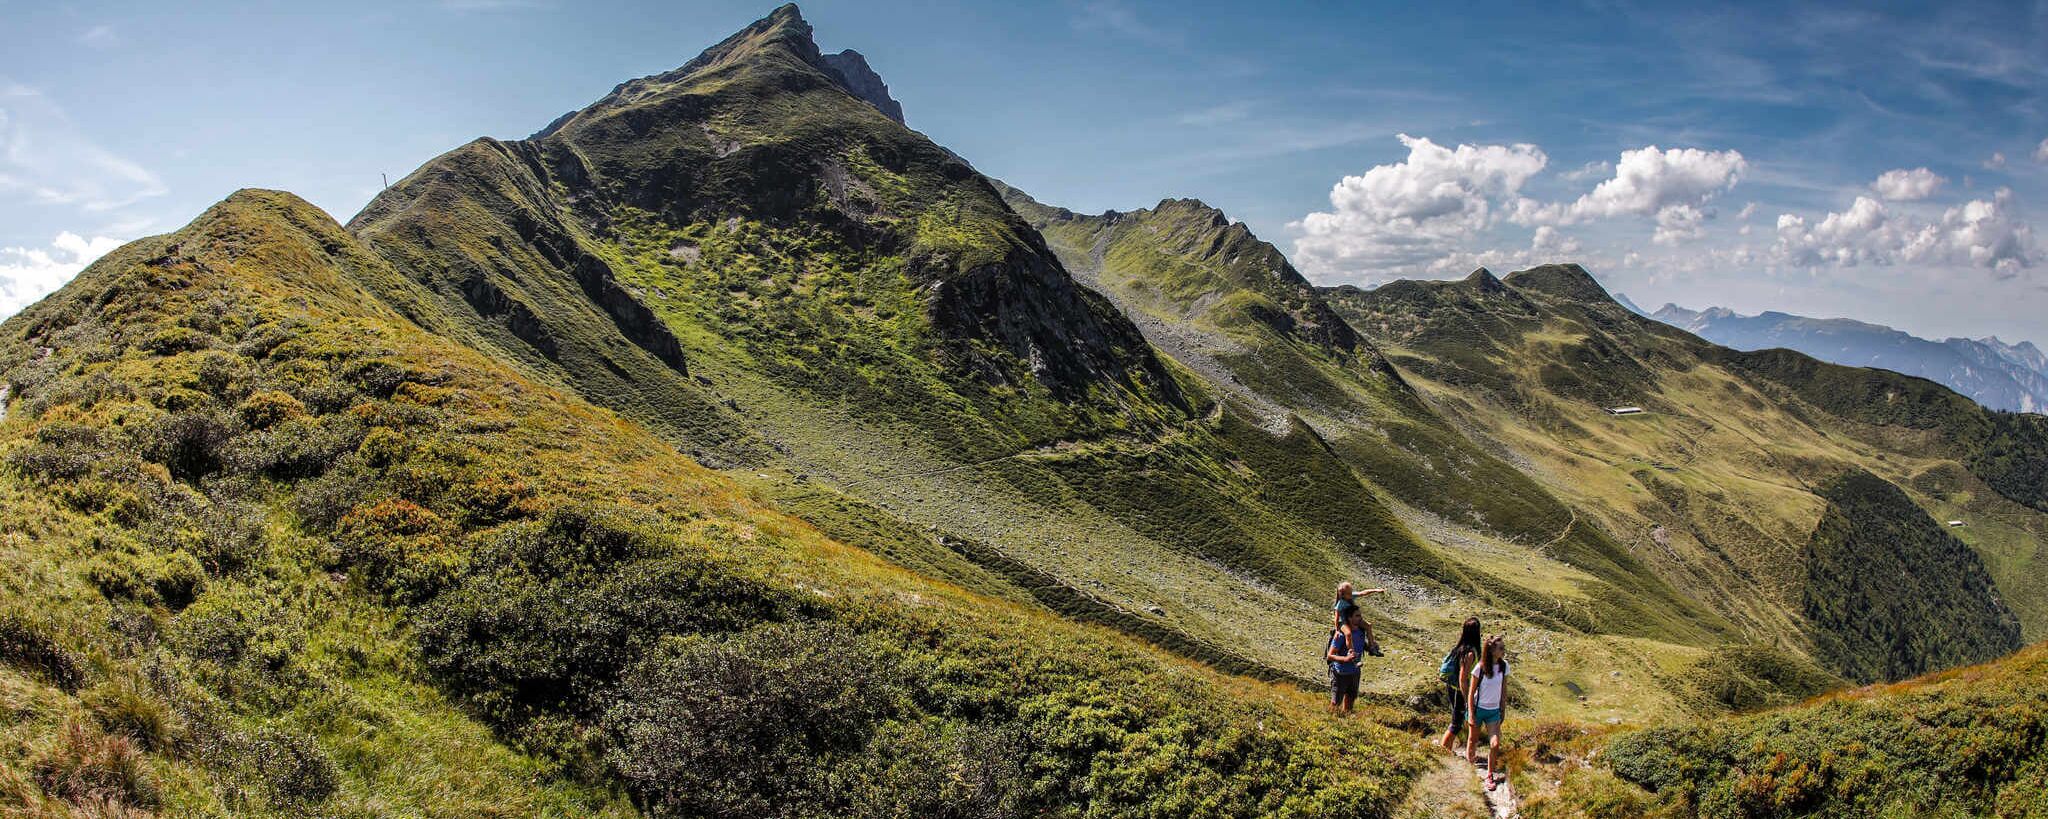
top-left (1468, 635), bottom-right (1509, 791)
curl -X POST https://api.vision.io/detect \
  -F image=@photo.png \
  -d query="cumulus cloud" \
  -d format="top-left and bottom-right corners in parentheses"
top-left (0, 232), bottom-right (124, 318)
top-left (1985, 152), bottom-right (2008, 170)
top-left (1508, 144), bottom-right (1745, 250)
top-left (1571, 146), bottom-right (1746, 219)
top-left (1291, 134), bottom-right (1547, 277)
top-left (1773, 187), bottom-right (2035, 275)
top-left (0, 84), bottom-right (166, 212)
top-left (2036, 138), bottom-right (2048, 164)
top-left (1422, 225), bottom-right (1586, 276)
top-left (1653, 203), bottom-right (1707, 245)
top-left (1531, 225), bottom-right (1582, 255)
top-left (1870, 167), bottom-right (1945, 201)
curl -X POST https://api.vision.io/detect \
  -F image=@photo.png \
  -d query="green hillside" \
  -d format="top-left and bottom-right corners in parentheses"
top-left (347, 3), bottom-right (1538, 686)
top-left (0, 189), bottom-right (1428, 817)
top-left (1523, 640), bottom-right (2048, 818)
top-left (1322, 264), bottom-right (2040, 683)
top-left (1, 3), bottom-right (2043, 816)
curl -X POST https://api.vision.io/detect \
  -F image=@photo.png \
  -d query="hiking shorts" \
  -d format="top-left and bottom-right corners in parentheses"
top-left (1330, 671), bottom-right (1360, 703)
top-left (1474, 705), bottom-right (1504, 726)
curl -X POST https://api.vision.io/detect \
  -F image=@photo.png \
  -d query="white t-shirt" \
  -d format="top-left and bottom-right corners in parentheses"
top-left (1470, 662), bottom-right (1509, 710)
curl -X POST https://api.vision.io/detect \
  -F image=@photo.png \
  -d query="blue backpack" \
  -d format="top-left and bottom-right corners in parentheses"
top-left (1439, 647), bottom-right (1467, 687)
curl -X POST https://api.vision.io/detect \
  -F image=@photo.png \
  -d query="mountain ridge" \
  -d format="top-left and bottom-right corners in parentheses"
top-left (1653, 301), bottom-right (2048, 414)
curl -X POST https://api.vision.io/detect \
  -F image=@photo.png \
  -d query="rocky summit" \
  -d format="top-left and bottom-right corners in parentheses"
top-left (2, 5), bottom-right (2045, 819)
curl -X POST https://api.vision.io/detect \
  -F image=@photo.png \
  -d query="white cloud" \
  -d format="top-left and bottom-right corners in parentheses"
top-left (1545, 145), bottom-right (1746, 222)
top-left (1737, 202), bottom-right (1758, 220)
top-left (1870, 167), bottom-right (1945, 201)
top-left (1653, 203), bottom-right (1707, 245)
top-left (1423, 225), bottom-right (1586, 276)
top-left (1985, 152), bottom-right (2008, 170)
top-left (2035, 138), bottom-right (2048, 164)
top-left (1508, 145), bottom-right (1745, 252)
top-left (1531, 225), bottom-right (1582, 255)
top-left (0, 84), bottom-right (167, 213)
top-left (1290, 134), bottom-right (1547, 277)
top-left (0, 232), bottom-right (124, 318)
top-left (1773, 188), bottom-right (2035, 275)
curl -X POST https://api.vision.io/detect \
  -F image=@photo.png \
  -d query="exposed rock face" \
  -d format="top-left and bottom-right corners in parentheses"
top-left (820, 49), bottom-right (905, 124)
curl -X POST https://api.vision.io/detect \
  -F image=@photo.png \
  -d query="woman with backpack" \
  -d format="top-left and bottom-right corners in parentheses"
top-left (1438, 618), bottom-right (1481, 755)
top-left (1469, 634), bottom-right (1510, 791)
top-left (1326, 611), bottom-right (1366, 715)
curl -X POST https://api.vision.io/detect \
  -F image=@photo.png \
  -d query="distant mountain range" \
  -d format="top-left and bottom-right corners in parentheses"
top-left (1645, 302), bottom-right (2048, 414)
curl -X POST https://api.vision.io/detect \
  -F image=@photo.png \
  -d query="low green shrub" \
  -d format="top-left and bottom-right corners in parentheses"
top-left (603, 623), bottom-right (900, 817)
top-left (84, 547), bottom-right (206, 610)
top-left (0, 610), bottom-right (86, 692)
top-left (84, 678), bottom-right (186, 753)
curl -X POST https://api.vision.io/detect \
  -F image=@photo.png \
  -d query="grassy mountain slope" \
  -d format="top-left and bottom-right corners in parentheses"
top-left (1321, 265), bottom-right (2039, 685)
top-left (0, 189), bottom-right (1432, 817)
top-left (343, 4), bottom-right (1536, 687)
top-left (1002, 189), bottom-right (1771, 722)
top-left (1523, 638), bottom-right (2048, 818)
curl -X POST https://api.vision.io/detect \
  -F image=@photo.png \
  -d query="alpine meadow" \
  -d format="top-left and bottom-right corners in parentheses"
top-left (2, 4), bottom-right (2046, 818)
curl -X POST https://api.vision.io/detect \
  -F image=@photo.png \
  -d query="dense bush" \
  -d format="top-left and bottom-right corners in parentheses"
top-left (84, 546), bottom-right (206, 610)
top-left (414, 505), bottom-right (798, 725)
top-left (604, 624), bottom-right (900, 817)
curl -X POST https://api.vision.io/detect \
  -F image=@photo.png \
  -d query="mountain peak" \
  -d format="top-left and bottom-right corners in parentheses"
top-left (1463, 267), bottom-right (1506, 293)
top-left (1142, 197), bottom-right (1233, 230)
top-left (667, 3), bottom-right (823, 80)
top-left (820, 49), bottom-right (905, 124)
top-left (1502, 263), bottom-right (1616, 305)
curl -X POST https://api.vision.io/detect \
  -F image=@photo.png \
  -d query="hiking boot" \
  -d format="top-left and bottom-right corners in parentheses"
top-left (1365, 641), bottom-right (1384, 657)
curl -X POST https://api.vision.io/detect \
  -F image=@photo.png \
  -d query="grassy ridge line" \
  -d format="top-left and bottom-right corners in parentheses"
top-left (0, 188), bottom-right (1433, 817)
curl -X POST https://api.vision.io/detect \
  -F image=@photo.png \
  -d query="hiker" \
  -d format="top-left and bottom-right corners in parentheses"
top-left (1326, 611), bottom-right (1366, 715)
top-left (1331, 582), bottom-right (1385, 657)
top-left (1469, 634), bottom-right (1510, 791)
top-left (1438, 617), bottom-right (1482, 755)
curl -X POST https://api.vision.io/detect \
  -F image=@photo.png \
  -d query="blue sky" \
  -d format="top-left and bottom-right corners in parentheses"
top-left (4, 0), bottom-right (2046, 344)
